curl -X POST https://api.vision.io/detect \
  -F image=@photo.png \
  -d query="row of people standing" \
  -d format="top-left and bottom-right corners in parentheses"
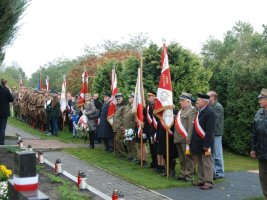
top-left (96, 90), bottom-right (225, 190)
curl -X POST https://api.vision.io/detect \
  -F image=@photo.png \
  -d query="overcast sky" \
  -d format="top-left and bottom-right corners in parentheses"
top-left (3, 0), bottom-right (267, 77)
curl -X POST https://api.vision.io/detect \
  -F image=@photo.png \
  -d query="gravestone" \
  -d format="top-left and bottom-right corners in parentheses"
top-left (8, 151), bottom-right (49, 200)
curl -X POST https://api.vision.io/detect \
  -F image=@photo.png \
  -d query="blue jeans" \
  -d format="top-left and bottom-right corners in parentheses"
top-left (212, 136), bottom-right (224, 178)
top-left (52, 117), bottom-right (59, 135)
top-left (0, 118), bottom-right (8, 145)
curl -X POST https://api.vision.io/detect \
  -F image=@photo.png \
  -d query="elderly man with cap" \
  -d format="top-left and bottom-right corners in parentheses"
top-left (191, 93), bottom-right (215, 189)
top-left (123, 93), bottom-right (138, 161)
top-left (97, 92), bottom-right (114, 152)
top-left (207, 91), bottom-right (224, 180)
top-left (113, 93), bottom-right (126, 157)
top-left (174, 92), bottom-right (197, 182)
top-left (251, 88), bottom-right (267, 198)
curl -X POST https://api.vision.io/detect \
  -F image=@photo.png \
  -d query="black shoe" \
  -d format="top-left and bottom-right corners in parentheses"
top-left (105, 148), bottom-right (109, 151)
top-left (176, 177), bottom-right (186, 181)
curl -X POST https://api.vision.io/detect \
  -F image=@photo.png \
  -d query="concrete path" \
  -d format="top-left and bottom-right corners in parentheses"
top-left (157, 171), bottom-right (263, 200)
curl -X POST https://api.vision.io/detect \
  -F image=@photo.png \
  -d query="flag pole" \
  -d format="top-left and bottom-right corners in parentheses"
top-left (166, 129), bottom-right (169, 178)
top-left (140, 57), bottom-right (144, 167)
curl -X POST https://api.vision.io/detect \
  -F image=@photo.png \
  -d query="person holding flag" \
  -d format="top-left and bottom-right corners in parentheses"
top-left (153, 42), bottom-right (177, 177)
top-left (191, 93), bottom-right (215, 189)
top-left (143, 92), bottom-right (158, 168)
top-left (132, 60), bottom-right (147, 166)
top-left (174, 92), bottom-right (197, 182)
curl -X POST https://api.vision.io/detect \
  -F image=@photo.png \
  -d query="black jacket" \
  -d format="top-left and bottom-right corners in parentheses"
top-left (251, 108), bottom-right (267, 160)
top-left (191, 106), bottom-right (215, 154)
top-left (97, 101), bottom-right (113, 139)
top-left (0, 85), bottom-right (14, 118)
top-left (94, 99), bottom-right (102, 111)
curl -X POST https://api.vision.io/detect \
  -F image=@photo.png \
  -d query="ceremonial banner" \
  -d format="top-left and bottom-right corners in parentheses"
top-left (107, 68), bottom-right (118, 126)
top-left (19, 73), bottom-right (23, 88)
top-left (37, 66), bottom-right (43, 91)
top-left (60, 74), bottom-right (67, 113)
top-left (46, 76), bottom-right (49, 91)
top-left (154, 42), bottom-right (174, 129)
top-left (132, 65), bottom-right (146, 136)
top-left (78, 69), bottom-right (89, 107)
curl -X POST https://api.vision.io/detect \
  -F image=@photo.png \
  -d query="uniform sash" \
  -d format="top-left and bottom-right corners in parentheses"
top-left (147, 105), bottom-right (158, 130)
top-left (175, 109), bottom-right (190, 155)
top-left (175, 110), bottom-right (188, 139)
top-left (194, 111), bottom-right (205, 139)
top-left (146, 106), bottom-right (153, 125)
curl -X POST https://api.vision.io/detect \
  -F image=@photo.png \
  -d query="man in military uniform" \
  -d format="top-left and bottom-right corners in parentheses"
top-left (123, 93), bottom-right (138, 161)
top-left (251, 88), bottom-right (267, 198)
top-left (143, 92), bottom-right (158, 168)
top-left (174, 92), bottom-right (197, 182)
top-left (191, 93), bottom-right (215, 190)
top-left (36, 91), bottom-right (46, 131)
top-left (13, 89), bottom-right (20, 119)
top-left (113, 93), bottom-right (126, 157)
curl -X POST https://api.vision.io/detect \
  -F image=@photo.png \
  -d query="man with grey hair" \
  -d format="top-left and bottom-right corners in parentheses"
top-left (191, 93), bottom-right (215, 190)
top-left (251, 88), bottom-right (267, 198)
top-left (207, 91), bottom-right (224, 179)
top-left (174, 92), bottom-right (197, 182)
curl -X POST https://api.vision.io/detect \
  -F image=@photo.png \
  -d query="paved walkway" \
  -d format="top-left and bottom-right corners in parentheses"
top-left (5, 124), bottom-right (88, 150)
top-left (157, 171), bottom-right (263, 200)
top-left (4, 124), bottom-right (265, 200)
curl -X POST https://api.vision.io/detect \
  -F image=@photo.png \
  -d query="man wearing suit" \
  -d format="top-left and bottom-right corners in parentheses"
top-left (191, 93), bottom-right (215, 189)
top-left (0, 79), bottom-right (14, 145)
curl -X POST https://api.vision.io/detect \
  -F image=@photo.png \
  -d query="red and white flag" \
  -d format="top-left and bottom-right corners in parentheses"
top-left (78, 69), bottom-right (89, 107)
top-left (46, 76), bottom-right (49, 91)
top-left (132, 66), bottom-right (146, 136)
top-left (154, 42), bottom-right (174, 130)
top-left (107, 68), bottom-right (118, 125)
top-left (60, 74), bottom-right (67, 113)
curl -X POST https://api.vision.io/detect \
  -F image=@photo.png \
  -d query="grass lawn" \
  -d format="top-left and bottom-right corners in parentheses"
top-left (8, 117), bottom-right (86, 144)
top-left (64, 147), bottom-right (258, 190)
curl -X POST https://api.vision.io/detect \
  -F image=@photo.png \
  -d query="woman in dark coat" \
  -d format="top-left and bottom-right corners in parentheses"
top-left (97, 93), bottom-right (113, 151)
top-left (51, 95), bottom-right (60, 136)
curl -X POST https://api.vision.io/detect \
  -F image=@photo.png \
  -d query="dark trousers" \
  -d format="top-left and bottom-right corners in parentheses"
top-left (0, 118), bottom-right (7, 145)
top-left (89, 131), bottom-right (95, 147)
top-left (52, 117), bottom-right (59, 135)
top-left (148, 139), bottom-right (157, 166)
top-left (259, 159), bottom-right (267, 198)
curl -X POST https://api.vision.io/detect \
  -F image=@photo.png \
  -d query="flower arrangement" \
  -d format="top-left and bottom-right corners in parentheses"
top-left (0, 165), bottom-right (12, 181)
top-left (124, 129), bottom-right (135, 142)
top-left (0, 165), bottom-right (12, 200)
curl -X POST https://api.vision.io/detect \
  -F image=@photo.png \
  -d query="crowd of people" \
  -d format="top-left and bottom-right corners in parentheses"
top-left (0, 77), bottom-right (266, 196)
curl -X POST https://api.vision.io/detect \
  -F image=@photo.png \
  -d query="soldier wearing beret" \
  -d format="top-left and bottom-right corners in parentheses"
top-left (191, 93), bottom-right (215, 189)
top-left (251, 88), bottom-right (267, 198)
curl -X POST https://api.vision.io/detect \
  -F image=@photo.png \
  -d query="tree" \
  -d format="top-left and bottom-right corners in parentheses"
top-left (201, 21), bottom-right (267, 155)
top-left (0, 0), bottom-right (29, 63)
